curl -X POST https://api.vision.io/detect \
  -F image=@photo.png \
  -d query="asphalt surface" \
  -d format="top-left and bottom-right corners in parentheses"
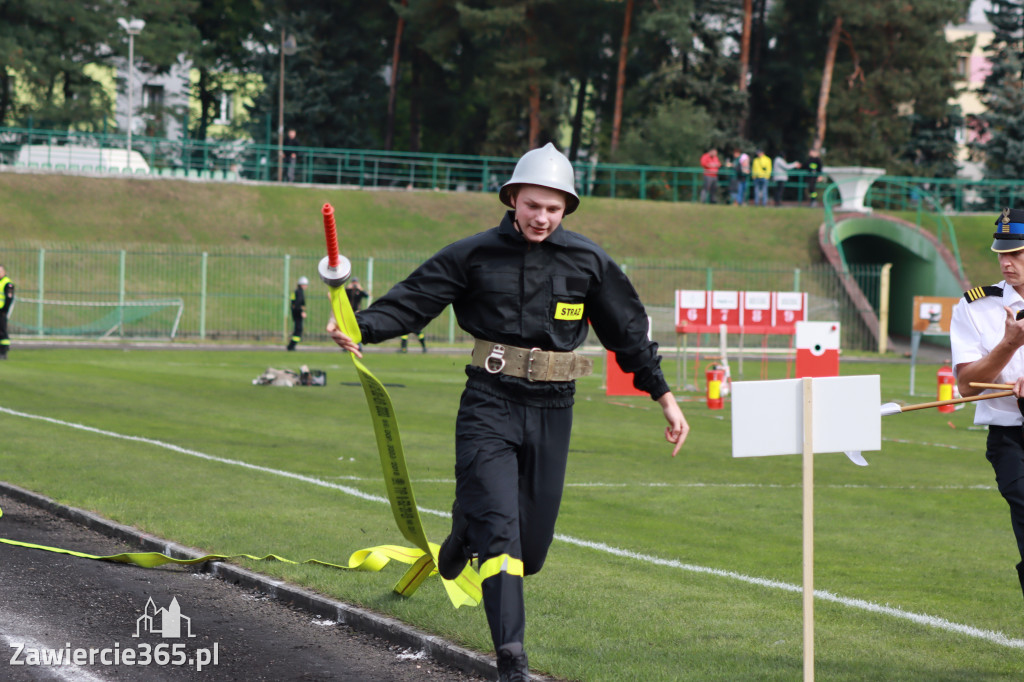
top-left (0, 488), bottom-right (497, 682)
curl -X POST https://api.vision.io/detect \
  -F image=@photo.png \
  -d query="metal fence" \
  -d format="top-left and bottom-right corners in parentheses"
top-left (0, 243), bottom-right (882, 351)
top-left (3, 125), bottom-right (1022, 210)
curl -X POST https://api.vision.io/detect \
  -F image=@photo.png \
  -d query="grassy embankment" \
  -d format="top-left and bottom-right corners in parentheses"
top-left (4, 171), bottom-right (993, 274)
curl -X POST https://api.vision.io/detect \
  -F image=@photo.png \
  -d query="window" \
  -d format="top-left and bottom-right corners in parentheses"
top-left (214, 92), bottom-right (233, 125)
top-left (956, 55), bottom-right (968, 78)
top-left (142, 84), bottom-right (164, 110)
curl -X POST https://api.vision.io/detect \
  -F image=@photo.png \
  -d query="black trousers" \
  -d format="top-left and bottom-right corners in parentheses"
top-left (454, 386), bottom-right (572, 651)
top-left (986, 426), bottom-right (1024, 602)
top-left (290, 314), bottom-right (303, 344)
top-left (0, 311), bottom-right (7, 355)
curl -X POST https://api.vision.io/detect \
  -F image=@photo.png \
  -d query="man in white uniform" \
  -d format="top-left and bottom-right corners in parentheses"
top-left (952, 207), bottom-right (1024, 603)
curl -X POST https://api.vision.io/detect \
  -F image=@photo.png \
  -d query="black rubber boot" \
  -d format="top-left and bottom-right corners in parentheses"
top-left (437, 499), bottom-right (469, 580)
top-left (496, 643), bottom-right (529, 682)
top-left (1016, 560), bottom-right (1024, 605)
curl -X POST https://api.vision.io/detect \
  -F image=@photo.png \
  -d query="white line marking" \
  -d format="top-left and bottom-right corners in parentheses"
top-left (1, 405), bottom-right (1019, 649)
top-left (555, 535), bottom-right (1024, 649)
top-left (328, 476), bottom-right (996, 492)
top-left (882, 436), bottom-right (972, 451)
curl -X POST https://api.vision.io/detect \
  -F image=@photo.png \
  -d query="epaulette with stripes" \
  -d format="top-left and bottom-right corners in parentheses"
top-left (963, 285), bottom-right (1003, 303)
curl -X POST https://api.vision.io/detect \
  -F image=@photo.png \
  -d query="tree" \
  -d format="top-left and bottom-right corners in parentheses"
top-left (612, 0), bottom-right (740, 158)
top-left (823, 1), bottom-right (965, 172)
top-left (609, 0), bottom-right (635, 155)
top-left (754, 0), bottom-right (964, 173)
top-left (246, 0), bottom-right (392, 151)
top-left (903, 107), bottom-right (963, 179)
top-left (0, 0), bottom-right (119, 129)
top-left (974, 0), bottom-right (1024, 179)
top-left (811, 15), bottom-right (842, 157)
top-left (457, 0), bottom-right (555, 155)
top-left (186, 0), bottom-right (263, 141)
top-left (746, 0), bottom-right (822, 159)
top-left (384, 0), bottom-right (408, 151)
top-left (377, 0), bottom-right (494, 154)
top-left (616, 97), bottom-right (713, 167)
top-left (0, 0), bottom-right (198, 130)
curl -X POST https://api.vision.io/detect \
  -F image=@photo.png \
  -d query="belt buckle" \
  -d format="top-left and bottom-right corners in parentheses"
top-left (527, 347), bottom-right (542, 382)
top-left (485, 344), bottom-right (506, 374)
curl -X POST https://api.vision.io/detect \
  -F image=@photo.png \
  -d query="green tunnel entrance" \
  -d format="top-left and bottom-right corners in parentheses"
top-left (833, 216), bottom-right (965, 338)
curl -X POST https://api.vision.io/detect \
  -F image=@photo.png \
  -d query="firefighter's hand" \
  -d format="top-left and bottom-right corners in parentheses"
top-left (1013, 376), bottom-right (1024, 399)
top-left (326, 318), bottom-right (362, 358)
top-left (301, 311), bottom-right (307, 319)
top-left (1003, 306), bottom-right (1024, 350)
top-left (657, 391), bottom-right (689, 457)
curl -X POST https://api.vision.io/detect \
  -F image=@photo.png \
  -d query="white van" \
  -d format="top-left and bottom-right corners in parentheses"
top-left (15, 144), bottom-right (150, 173)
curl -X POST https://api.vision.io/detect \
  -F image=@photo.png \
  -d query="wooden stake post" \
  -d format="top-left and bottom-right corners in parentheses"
top-left (732, 376), bottom-right (882, 681)
top-left (802, 377), bottom-right (814, 681)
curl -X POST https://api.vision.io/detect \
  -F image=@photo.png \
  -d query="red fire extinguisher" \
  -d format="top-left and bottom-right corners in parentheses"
top-left (706, 365), bottom-right (725, 410)
top-left (937, 366), bottom-right (955, 413)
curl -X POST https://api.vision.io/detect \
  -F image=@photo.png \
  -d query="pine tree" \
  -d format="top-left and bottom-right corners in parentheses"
top-left (975, 0), bottom-right (1024, 179)
top-left (826, 1), bottom-right (961, 172)
top-left (246, 0), bottom-right (392, 150)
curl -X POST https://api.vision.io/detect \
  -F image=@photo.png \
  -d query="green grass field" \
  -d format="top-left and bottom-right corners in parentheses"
top-left (1, 346), bottom-right (1022, 680)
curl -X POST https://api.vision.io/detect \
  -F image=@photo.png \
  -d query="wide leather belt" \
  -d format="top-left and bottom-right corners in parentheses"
top-left (470, 338), bottom-right (593, 382)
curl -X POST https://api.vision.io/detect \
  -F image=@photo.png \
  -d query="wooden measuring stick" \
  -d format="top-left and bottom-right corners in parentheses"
top-left (899, 390), bottom-right (1014, 413)
top-left (969, 382), bottom-right (1015, 390)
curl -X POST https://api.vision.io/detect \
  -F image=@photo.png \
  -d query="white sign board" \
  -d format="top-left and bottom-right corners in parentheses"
top-left (731, 375), bottom-right (881, 457)
top-left (795, 321), bottom-right (841, 353)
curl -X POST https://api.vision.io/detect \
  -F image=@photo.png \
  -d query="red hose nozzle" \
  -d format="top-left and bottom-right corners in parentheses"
top-left (322, 203), bottom-right (340, 268)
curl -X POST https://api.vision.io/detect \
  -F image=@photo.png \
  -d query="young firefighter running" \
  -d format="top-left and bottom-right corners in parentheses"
top-left (952, 207), bottom-right (1024, 606)
top-left (326, 143), bottom-right (688, 681)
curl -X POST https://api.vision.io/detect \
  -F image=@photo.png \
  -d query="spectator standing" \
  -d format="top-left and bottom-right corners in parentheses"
top-left (283, 129), bottom-right (301, 182)
top-left (326, 143), bottom-right (688, 681)
top-left (806, 150), bottom-right (823, 207)
top-left (399, 330), bottom-right (427, 353)
top-left (344, 278), bottom-right (369, 352)
top-left (698, 148), bottom-right (721, 204)
top-left (345, 278), bottom-right (369, 312)
top-left (771, 153), bottom-right (801, 206)
top-left (287, 276), bottom-right (308, 351)
top-left (751, 150), bottom-right (772, 207)
top-left (0, 264), bottom-right (13, 360)
top-left (732, 149), bottom-right (751, 205)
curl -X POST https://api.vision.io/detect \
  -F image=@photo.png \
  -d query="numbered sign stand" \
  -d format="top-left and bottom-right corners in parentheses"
top-left (675, 290), bottom-right (808, 391)
top-left (732, 375), bottom-right (881, 681)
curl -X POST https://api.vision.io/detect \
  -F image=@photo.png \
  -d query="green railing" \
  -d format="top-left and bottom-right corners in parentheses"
top-left (0, 243), bottom-right (884, 351)
top-left (6, 125), bottom-right (1015, 210)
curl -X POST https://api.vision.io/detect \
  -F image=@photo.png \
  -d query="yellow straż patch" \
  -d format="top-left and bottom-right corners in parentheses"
top-left (554, 302), bottom-right (584, 320)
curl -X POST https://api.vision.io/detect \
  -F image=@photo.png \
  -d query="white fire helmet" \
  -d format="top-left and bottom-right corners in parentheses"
top-left (499, 143), bottom-right (580, 215)
top-left (297, 276), bottom-right (309, 285)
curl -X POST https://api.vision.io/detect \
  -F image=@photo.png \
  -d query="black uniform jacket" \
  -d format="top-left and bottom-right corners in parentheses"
top-left (291, 286), bottom-right (305, 316)
top-left (356, 211), bottom-right (670, 406)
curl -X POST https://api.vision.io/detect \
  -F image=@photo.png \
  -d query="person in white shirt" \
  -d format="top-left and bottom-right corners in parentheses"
top-left (771, 153), bottom-right (801, 207)
top-left (952, 206), bottom-right (1024, 603)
